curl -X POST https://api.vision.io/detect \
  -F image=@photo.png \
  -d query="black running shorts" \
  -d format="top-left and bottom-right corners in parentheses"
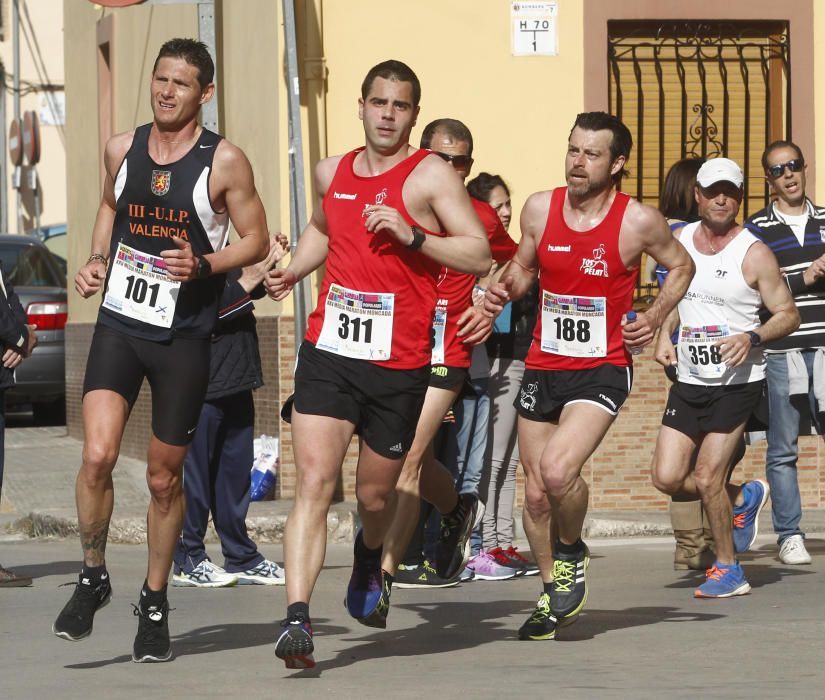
top-left (288, 342), bottom-right (430, 459)
top-left (83, 324), bottom-right (210, 446)
top-left (661, 380), bottom-right (763, 438)
top-left (515, 364), bottom-right (633, 422)
top-left (428, 364), bottom-right (468, 390)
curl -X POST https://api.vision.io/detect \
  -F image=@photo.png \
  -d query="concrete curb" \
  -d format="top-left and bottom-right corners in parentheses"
top-left (3, 507), bottom-right (670, 544)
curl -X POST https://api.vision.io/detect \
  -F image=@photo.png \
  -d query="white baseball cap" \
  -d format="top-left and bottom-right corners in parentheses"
top-left (696, 157), bottom-right (744, 188)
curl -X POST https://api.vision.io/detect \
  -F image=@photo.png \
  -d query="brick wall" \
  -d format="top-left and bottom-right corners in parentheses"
top-left (66, 320), bottom-right (825, 510)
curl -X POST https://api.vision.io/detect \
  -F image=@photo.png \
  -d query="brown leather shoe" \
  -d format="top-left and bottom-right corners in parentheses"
top-left (0, 565), bottom-right (33, 587)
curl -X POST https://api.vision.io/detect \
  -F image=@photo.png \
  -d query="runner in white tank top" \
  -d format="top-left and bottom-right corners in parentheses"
top-left (675, 220), bottom-right (764, 386)
top-left (651, 157), bottom-right (799, 600)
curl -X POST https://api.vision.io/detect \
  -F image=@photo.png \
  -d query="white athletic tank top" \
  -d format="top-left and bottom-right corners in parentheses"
top-left (676, 222), bottom-right (765, 386)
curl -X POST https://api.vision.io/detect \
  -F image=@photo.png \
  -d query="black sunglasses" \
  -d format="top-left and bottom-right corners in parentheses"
top-left (434, 152), bottom-right (474, 169)
top-left (767, 158), bottom-right (804, 178)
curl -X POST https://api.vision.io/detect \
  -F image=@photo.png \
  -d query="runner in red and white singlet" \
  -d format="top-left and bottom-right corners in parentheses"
top-left (485, 112), bottom-right (694, 642)
top-left (380, 119), bottom-right (517, 588)
top-left (305, 146), bottom-right (442, 368)
top-left (265, 63), bottom-right (491, 668)
top-left (526, 187), bottom-right (636, 371)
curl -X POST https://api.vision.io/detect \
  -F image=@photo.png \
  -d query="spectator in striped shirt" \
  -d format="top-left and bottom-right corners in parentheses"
top-left (744, 140), bottom-right (825, 566)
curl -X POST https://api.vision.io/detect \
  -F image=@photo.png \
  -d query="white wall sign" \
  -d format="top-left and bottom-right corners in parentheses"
top-left (40, 91), bottom-right (66, 127)
top-left (512, 1), bottom-right (558, 57)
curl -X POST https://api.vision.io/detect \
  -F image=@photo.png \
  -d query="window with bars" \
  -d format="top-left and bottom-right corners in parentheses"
top-left (608, 21), bottom-right (790, 303)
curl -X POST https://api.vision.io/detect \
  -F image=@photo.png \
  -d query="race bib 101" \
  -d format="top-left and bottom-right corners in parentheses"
top-left (102, 242), bottom-right (179, 328)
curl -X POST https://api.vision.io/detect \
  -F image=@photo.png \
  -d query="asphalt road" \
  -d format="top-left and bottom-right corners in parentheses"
top-left (2, 535), bottom-right (824, 699)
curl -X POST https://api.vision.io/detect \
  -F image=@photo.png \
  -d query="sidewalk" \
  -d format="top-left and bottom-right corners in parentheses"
top-left (3, 425), bottom-right (824, 543)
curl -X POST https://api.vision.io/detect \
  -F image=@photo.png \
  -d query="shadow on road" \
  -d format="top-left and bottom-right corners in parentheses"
top-left (64, 618), bottom-right (349, 670)
top-left (282, 599), bottom-right (724, 676)
top-left (11, 560), bottom-right (83, 579)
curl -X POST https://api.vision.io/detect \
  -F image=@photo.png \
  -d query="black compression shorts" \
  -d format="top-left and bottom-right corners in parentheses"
top-left (83, 324), bottom-right (210, 445)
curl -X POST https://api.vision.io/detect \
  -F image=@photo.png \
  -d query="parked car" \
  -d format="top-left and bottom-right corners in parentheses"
top-left (0, 234), bottom-right (67, 422)
top-left (31, 223), bottom-right (67, 275)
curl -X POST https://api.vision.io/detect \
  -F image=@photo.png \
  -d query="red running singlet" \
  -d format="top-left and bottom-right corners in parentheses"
top-left (305, 147), bottom-right (443, 369)
top-left (432, 197), bottom-right (517, 368)
top-left (525, 187), bottom-right (637, 371)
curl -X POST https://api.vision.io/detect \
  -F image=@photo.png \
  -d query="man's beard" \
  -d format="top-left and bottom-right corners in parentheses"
top-left (566, 170), bottom-right (611, 197)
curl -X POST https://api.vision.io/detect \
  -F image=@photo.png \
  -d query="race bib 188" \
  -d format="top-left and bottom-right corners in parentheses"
top-left (540, 291), bottom-right (607, 357)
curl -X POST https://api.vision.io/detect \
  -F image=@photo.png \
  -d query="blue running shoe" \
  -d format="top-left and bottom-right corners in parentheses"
top-left (733, 479), bottom-right (769, 553)
top-left (694, 562), bottom-right (751, 598)
top-left (345, 534), bottom-right (391, 628)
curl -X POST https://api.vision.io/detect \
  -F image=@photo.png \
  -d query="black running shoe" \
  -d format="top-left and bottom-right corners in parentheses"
top-left (275, 615), bottom-right (315, 669)
top-left (394, 560), bottom-right (460, 589)
top-left (518, 592), bottom-right (557, 640)
top-left (434, 494), bottom-right (485, 579)
top-left (132, 597), bottom-right (173, 663)
top-left (52, 571), bottom-right (112, 641)
top-left (550, 543), bottom-right (590, 625)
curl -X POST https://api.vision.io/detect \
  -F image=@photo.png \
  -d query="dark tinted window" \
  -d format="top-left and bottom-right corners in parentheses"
top-left (0, 243), bottom-right (66, 287)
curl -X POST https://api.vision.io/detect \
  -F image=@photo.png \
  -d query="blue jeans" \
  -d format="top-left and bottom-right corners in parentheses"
top-left (765, 352), bottom-right (818, 544)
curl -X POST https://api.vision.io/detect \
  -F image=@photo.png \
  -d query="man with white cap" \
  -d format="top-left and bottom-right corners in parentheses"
top-left (651, 156), bottom-right (799, 598)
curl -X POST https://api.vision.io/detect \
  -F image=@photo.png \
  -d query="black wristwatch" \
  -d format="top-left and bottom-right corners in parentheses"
top-left (407, 225), bottom-right (426, 251)
top-left (747, 330), bottom-right (762, 347)
top-left (195, 255), bottom-right (212, 280)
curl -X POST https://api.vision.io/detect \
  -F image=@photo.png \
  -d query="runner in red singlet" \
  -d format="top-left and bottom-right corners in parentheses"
top-left (265, 62), bottom-right (491, 669)
top-left (380, 119), bottom-right (518, 589)
top-left (484, 112), bottom-right (694, 641)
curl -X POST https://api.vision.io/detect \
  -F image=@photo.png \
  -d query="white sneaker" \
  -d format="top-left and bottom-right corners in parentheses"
top-left (172, 559), bottom-right (239, 587)
top-left (779, 535), bottom-right (812, 565)
top-left (235, 559), bottom-right (286, 585)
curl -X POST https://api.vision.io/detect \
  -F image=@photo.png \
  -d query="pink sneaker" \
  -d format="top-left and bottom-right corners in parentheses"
top-left (468, 550), bottom-right (517, 581)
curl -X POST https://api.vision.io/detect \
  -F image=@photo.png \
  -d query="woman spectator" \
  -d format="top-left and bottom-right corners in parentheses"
top-left (467, 173), bottom-right (539, 578)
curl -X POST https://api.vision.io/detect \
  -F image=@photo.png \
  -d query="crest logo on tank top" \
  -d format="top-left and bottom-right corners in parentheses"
top-left (363, 188), bottom-right (388, 218)
top-left (151, 170), bottom-right (171, 196)
top-left (580, 243), bottom-right (608, 277)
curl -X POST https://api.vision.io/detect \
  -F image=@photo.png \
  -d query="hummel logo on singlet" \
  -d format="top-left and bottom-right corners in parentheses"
top-left (547, 244), bottom-right (571, 252)
top-left (334, 192), bottom-right (357, 200)
top-left (388, 443), bottom-right (404, 453)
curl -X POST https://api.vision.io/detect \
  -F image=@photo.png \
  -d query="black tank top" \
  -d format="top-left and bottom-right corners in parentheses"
top-left (98, 123), bottom-right (229, 340)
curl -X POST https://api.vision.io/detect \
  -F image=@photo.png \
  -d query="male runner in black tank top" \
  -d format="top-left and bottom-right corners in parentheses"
top-left (52, 38), bottom-right (269, 663)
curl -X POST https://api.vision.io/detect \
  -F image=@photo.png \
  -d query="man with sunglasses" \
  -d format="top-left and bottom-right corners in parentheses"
top-left (381, 118), bottom-right (518, 590)
top-left (744, 141), bottom-right (825, 566)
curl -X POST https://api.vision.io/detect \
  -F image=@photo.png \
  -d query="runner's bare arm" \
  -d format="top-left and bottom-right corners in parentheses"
top-left (162, 142), bottom-right (269, 280)
top-left (264, 157), bottom-right (337, 301)
top-left (75, 132), bottom-right (133, 298)
top-left (622, 203), bottom-right (694, 349)
top-left (483, 191), bottom-right (545, 317)
top-left (364, 156), bottom-right (491, 276)
top-left (718, 242), bottom-right (800, 368)
top-left (654, 307), bottom-right (680, 368)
